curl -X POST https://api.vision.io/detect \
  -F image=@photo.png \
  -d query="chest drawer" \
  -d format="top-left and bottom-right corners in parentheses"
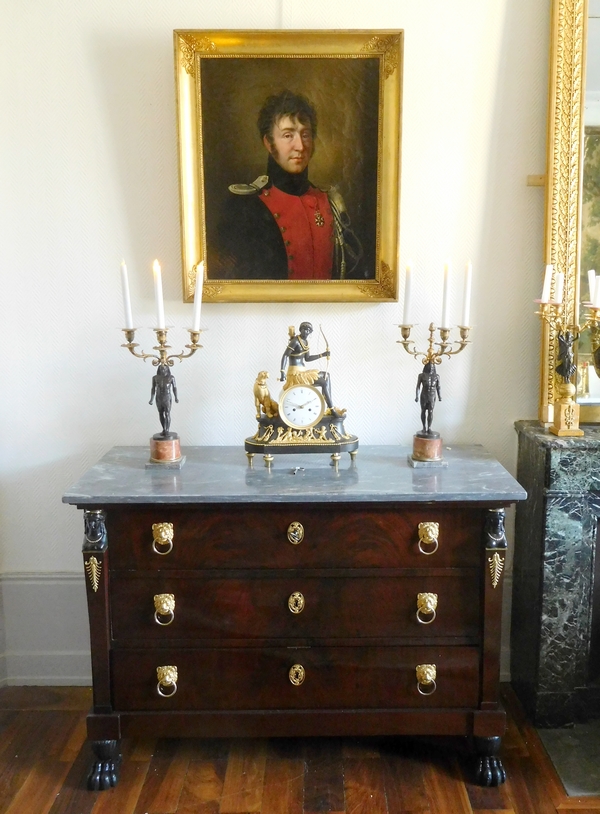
top-left (107, 504), bottom-right (483, 570)
top-left (110, 573), bottom-right (480, 642)
top-left (112, 645), bottom-right (480, 711)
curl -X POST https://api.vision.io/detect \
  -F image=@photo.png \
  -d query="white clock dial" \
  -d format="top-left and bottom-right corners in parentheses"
top-left (279, 385), bottom-right (326, 429)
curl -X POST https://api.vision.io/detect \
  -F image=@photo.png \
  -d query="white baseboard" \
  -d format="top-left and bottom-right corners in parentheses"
top-left (0, 571), bottom-right (513, 686)
top-left (0, 573), bottom-right (91, 686)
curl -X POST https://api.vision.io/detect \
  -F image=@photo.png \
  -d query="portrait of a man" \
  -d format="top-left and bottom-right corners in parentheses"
top-left (215, 90), bottom-right (364, 281)
top-left (200, 56), bottom-right (381, 283)
top-left (174, 31), bottom-right (402, 302)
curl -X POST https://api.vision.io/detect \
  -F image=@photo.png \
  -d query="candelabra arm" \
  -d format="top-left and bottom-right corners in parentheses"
top-left (121, 329), bottom-right (160, 363)
top-left (535, 301), bottom-right (571, 332)
top-left (397, 325), bottom-right (423, 360)
top-left (436, 325), bottom-right (471, 358)
top-left (398, 323), bottom-right (448, 365)
top-left (166, 330), bottom-right (203, 362)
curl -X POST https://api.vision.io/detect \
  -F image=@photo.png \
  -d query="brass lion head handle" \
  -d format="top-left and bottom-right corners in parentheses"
top-left (152, 522), bottom-right (174, 555)
top-left (417, 522), bottom-right (439, 555)
top-left (415, 663), bottom-right (437, 696)
top-left (156, 665), bottom-right (178, 697)
top-left (416, 592), bottom-right (438, 624)
top-left (154, 593), bottom-right (175, 626)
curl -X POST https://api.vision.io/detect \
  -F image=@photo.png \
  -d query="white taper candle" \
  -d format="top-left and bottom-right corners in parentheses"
top-left (593, 274), bottom-right (600, 307)
top-left (441, 262), bottom-right (451, 327)
top-left (152, 259), bottom-right (165, 329)
top-left (541, 264), bottom-right (553, 303)
top-left (588, 269), bottom-right (596, 304)
top-left (120, 260), bottom-right (133, 329)
top-left (554, 271), bottom-right (564, 304)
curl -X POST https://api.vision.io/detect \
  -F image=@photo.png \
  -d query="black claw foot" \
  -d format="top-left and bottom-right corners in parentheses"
top-left (87, 739), bottom-right (121, 790)
top-left (473, 736), bottom-right (506, 786)
top-left (475, 754), bottom-right (506, 786)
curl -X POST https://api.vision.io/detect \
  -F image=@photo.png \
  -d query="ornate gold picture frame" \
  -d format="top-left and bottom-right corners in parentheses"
top-left (541, 0), bottom-right (587, 422)
top-left (173, 30), bottom-right (403, 303)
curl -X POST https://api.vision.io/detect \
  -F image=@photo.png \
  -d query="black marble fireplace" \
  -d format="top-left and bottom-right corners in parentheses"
top-left (512, 420), bottom-right (600, 726)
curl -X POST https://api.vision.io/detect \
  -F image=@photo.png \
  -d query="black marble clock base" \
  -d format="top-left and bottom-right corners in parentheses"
top-left (245, 413), bottom-right (358, 459)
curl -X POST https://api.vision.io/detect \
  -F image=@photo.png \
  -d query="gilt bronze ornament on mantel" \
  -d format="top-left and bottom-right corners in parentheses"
top-left (534, 261), bottom-right (600, 436)
top-left (397, 322), bottom-right (471, 466)
top-left (245, 321), bottom-right (358, 469)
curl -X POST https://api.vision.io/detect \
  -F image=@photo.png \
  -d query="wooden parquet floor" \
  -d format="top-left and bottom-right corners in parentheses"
top-left (0, 684), bottom-right (597, 814)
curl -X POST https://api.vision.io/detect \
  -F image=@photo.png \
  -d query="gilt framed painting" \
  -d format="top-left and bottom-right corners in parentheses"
top-left (174, 29), bottom-right (403, 303)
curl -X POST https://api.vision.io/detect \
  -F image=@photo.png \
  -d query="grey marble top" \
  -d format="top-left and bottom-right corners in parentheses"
top-left (62, 445), bottom-right (526, 506)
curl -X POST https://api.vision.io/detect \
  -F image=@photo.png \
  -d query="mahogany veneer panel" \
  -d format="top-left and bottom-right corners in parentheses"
top-left (110, 573), bottom-right (480, 641)
top-left (112, 646), bottom-right (481, 711)
top-left (107, 504), bottom-right (483, 571)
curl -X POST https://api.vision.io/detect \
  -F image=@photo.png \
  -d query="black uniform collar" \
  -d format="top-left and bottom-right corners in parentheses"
top-left (267, 154), bottom-right (311, 196)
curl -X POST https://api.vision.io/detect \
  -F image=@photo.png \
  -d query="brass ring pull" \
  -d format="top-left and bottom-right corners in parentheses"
top-left (153, 594), bottom-right (175, 626)
top-left (288, 592), bottom-right (305, 614)
top-left (417, 522), bottom-right (439, 555)
top-left (152, 523), bottom-right (174, 556)
top-left (416, 664), bottom-right (437, 696)
top-left (156, 665), bottom-right (178, 697)
top-left (287, 522), bottom-right (304, 545)
top-left (289, 664), bottom-right (305, 685)
top-left (416, 592), bottom-right (438, 625)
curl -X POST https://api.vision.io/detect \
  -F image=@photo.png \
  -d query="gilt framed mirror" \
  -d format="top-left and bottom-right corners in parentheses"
top-left (541, 0), bottom-right (600, 423)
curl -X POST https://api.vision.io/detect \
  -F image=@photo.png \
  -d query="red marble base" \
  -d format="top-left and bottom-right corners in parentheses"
top-left (412, 434), bottom-right (443, 462)
top-left (149, 436), bottom-right (182, 464)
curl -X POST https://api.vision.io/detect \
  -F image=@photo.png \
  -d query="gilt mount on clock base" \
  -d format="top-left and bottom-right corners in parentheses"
top-left (244, 415), bottom-right (358, 466)
top-left (245, 413), bottom-right (358, 466)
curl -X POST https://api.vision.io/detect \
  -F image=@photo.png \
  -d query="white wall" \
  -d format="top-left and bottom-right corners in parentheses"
top-left (0, 0), bottom-right (548, 682)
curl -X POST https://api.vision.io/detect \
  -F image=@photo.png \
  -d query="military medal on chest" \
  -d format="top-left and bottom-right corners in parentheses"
top-left (245, 321), bottom-right (358, 468)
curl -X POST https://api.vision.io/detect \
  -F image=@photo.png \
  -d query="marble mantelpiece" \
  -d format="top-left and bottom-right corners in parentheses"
top-left (512, 420), bottom-right (600, 726)
top-left (62, 444), bottom-right (526, 506)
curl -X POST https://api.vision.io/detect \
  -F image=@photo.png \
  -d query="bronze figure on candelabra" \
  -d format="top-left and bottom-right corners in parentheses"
top-left (415, 361), bottom-right (442, 436)
top-left (149, 363), bottom-right (179, 437)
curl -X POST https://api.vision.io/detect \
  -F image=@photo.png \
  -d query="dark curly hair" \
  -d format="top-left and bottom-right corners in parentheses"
top-left (257, 90), bottom-right (318, 144)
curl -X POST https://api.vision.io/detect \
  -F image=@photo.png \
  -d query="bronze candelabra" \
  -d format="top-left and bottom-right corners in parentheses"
top-left (121, 327), bottom-right (203, 466)
top-left (536, 298), bottom-right (600, 436)
top-left (397, 322), bottom-right (471, 465)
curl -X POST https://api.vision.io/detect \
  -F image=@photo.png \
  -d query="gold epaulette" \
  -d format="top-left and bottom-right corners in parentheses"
top-left (228, 175), bottom-right (269, 195)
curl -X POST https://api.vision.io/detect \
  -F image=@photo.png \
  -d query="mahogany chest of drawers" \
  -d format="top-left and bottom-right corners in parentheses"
top-left (63, 444), bottom-right (526, 790)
